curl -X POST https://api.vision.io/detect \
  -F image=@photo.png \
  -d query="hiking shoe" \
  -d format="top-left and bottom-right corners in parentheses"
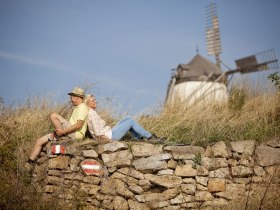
top-left (148, 134), bottom-right (166, 144)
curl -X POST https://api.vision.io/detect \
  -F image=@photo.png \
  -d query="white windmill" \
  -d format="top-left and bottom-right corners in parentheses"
top-left (165, 3), bottom-right (278, 106)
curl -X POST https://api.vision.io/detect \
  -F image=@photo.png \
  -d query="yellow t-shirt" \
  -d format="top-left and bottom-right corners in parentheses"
top-left (69, 103), bottom-right (88, 140)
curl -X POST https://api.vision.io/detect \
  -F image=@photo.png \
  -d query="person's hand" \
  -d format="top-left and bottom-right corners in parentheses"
top-left (55, 128), bottom-right (65, 137)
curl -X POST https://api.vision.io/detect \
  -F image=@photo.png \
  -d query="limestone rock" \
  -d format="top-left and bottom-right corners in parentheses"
top-left (145, 174), bottom-right (182, 188)
top-left (131, 143), bottom-right (163, 157)
top-left (196, 176), bottom-right (208, 186)
top-left (97, 141), bottom-right (128, 154)
top-left (230, 140), bottom-right (256, 155)
top-left (195, 191), bottom-right (214, 201)
top-left (83, 149), bottom-right (98, 158)
top-left (48, 156), bottom-right (70, 169)
top-left (202, 157), bottom-right (228, 170)
top-left (255, 145), bottom-right (280, 166)
top-left (174, 164), bottom-right (197, 177)
top-left (132, 153), bottom-right (171, 171)
top-left (209, 167), bottom-right (230, 178)
top-left (117, 167), bottom-right (144, 180)
top-left (231, 166), bottom-right (253, 177)
top-left (100, 178), bottom-right (134, 198)
top-left (181, 184), bottom-right (196, 195)
top-left (101, 150), bottom-right (133, 168)
top-left (208, 178), bottom-right (225, 192)
top-left (112, 196), bottom-right (129, 210)
top-left (128, 199), bottom-right (149, 210)
top-left (164, 145), bottom-right (204, 160)
top-left (129, 185), bottom-right (144, 194)
top-left (211, 141), bottom-right (231, 158)
top-left (265, 137), bottom-right (280, 148)
top-left (216, 183), bottom-right (246, 200)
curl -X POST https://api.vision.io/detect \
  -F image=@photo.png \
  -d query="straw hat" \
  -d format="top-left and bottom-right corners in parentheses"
top-left (68, 87), bottom-right (85, 98)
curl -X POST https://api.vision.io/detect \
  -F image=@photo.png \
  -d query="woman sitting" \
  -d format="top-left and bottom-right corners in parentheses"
top-left (84, 94), bottom-right (164, 143)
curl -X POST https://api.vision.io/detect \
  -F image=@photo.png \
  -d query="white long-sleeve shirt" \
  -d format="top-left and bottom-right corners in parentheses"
top-left (87, 109), bottom-right (112, 139)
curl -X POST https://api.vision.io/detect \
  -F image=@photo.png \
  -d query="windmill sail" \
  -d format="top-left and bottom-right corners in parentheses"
top-left (226, 49), bottom-right (279, 75)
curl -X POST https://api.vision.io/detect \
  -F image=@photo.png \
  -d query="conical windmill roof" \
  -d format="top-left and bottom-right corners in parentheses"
top-left (177, 54), bottom-right (222, 81)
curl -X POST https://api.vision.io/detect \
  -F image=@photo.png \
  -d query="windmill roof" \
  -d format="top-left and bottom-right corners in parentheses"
top-left (177, 54), bottom-right (222, 79)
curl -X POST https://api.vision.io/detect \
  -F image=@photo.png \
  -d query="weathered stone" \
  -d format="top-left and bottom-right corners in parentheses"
top-left (129, 185), bottom-right (144, 194)
top-left (47, 176), bottom-right (63, 185)
top-left (181, 202), bottom-right (200, 209)
top-left (111, 172), bottom-right (138, 185)
top-left (48, 170), bottom-right (62, 177)
top-left (64, 172), bottom-right (83, 181)
top-left (202, 157), bottom-right (228, 170)
top-left (196, 176), bottom-right (208, 186)
top-left (117, 167), bottom-right (144, 180)
top-left (167, 159), bottom-right (178, 169)
top-left (265, 137), bottom-right (280, 148)
top-left (112, 196), bottom-right (129, 210)
top-left (69, 158), bottom-right (80, 172)
top-left (83, 150), bottom-right (98, 158)
top-left (196, 184), bottom-right (208, 191)
top-left (196, 165), bottom-right (209, 176)
top-left (44, 185), bottom-right (60, 193)
top-left (48, 156), bottom-right (70, 169)
top-left (80, 183), bottom-right (100, 195)
top-left (138, 179), bottom-right (152, 190)
top-left (182, 178), bottom-right (196, 184)
top-left (201, 198), bottom-right (229, 208)
top-left (255, 145), bottom-right (280, 166)
top-left (209, 167), bottom-right (230, 178)
top-left (230, 140), bottom-right (256, 155)
top-left (132, 153), bottom-right (171, 171)
top-left (211, 141), bottom-right (231, 158)
top-left (254, 166), bottom-right (266, 176)
top-left (100, 178), bottom-right (134, 198)
top-left (83, 176), bottom-right (101, 185)
top-left (208, 178), bottom-right (225, 192)
top-left (131, 143), bottom-right (163, 157)
top-left (233, 178), bottom-right (250, 184)
top-left (216, 183), bottom-right (246, 200)
top-left (128, 199), bottom-right (149, 210)
top-left (146, 200), bottom-right (169, 209)
top-left (101, 150), bottom-right (133, 168)
top-left (162, 188), bottom-right (180, 200)
top-left (135, 192), bottom-right (161, 202)
top-left (97, 141), bottom-right (128, 154)
top-left (174, 164), bottom-right (197, 177)
top-left (157, 169), bottom-right (174, 175)
top-left (164, 145), bottom-right (205, 160)
top-left (170, 193), bottom-right (188, 204)
top-left (145, 174), bottom-right (182, 188)
top-left (181, 184), bottom-right (196, 195)
top-left (232, 166), bottom-right (253, 177)
top-left (195, 191), bottom-right (214, 201)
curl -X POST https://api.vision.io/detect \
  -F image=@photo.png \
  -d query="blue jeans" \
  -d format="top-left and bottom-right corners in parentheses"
top-left (111, 116), bottom-right (152, 140)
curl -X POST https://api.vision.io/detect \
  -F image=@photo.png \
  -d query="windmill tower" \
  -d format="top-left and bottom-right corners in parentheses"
top-left (165, 3), bottom-right (278, 106)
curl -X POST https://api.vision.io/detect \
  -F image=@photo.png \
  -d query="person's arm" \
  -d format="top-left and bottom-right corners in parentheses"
top-left (55, 120), bottom-right (84, 136)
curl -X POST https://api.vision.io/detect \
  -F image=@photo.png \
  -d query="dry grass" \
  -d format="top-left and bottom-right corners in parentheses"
top-left (0, 81), bottom-right (279, 209)
top-left (140, 88), bottom-right (280, 146)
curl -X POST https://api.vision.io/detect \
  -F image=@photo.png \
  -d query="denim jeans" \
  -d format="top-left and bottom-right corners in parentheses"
top-left (111, 116), bottom-right (152, 140)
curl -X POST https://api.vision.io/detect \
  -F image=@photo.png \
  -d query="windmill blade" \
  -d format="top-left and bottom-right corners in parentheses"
top-left (226, 49), bottom-right (279, 75)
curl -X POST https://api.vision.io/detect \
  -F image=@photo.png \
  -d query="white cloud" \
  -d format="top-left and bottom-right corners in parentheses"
top-left (0, 50), bottom-right (73, 73)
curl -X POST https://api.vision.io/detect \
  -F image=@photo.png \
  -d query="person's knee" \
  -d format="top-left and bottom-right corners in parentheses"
top-left (50, 112), bottom-right (58, 120)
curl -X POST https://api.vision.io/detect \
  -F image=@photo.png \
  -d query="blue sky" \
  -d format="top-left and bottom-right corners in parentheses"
top-left (0, 0), bottom-right (280, 114)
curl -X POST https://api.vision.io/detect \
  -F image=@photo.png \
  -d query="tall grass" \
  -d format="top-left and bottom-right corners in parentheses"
top-left (0, 81), bottom-right (279, 209)
top-left (140, 85), bottom-right (280, 146)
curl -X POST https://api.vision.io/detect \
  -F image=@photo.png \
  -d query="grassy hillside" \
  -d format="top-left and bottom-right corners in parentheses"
top-left (0, 80), bottom-right (279, 209)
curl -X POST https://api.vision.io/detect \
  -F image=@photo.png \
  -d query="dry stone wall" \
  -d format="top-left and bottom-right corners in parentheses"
top-left (32, 137), bottom-right (280, 210)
